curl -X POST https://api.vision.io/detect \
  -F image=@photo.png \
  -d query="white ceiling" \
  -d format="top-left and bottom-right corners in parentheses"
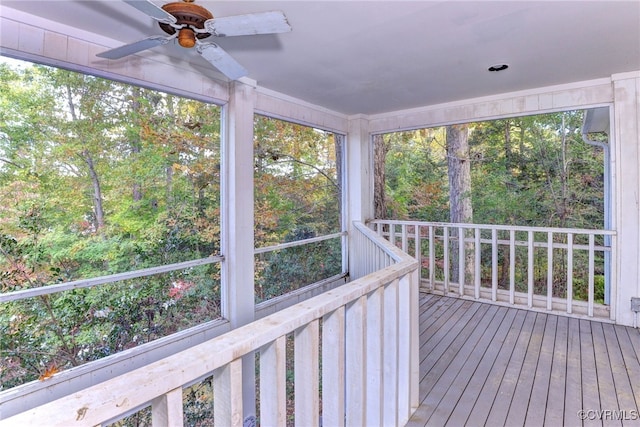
top-left (2, 1), bottom-right (640, 115)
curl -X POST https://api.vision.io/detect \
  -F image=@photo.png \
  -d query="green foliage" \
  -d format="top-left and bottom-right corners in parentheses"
top-left (383, 129), bottom-right (449, 221)
top-left (382, 112), bottom-right (604, 229)
top-left (382, 112), bottom-right (606, 302)
top-left (255, 227), bottom-right (342, 303)
top-left (253, 116), bottom-right (343, 300)
top-left (1, 59), bottom-right (343, 390)
top-left (0, 59), bottom-right (225, 389)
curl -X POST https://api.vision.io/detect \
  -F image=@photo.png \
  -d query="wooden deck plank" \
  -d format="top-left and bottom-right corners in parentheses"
top-left (419, 302), bottom-right (488, 397)
top-left (443, 308), bottom-right (521, 427)
top-left (418, 293), bottom-right (443, 322)
top-left (407, 294), bottom-right (640, 427)
top-left (468, 310), bottom-right (537, 426)
top-left (416, 305), bottom-right (501, 425)
top-left (523, 314), bottom-right (557, 427)
top-left (564, 317), bottom-right (583, 427)
top-left (602, 323), bottom-right (639, 420)
top-left (418, 300), bottom-right (471, 386)
top-left (492, 312), bottom-right (547, 427)
top-left (585, 322), bottom-right (622, 426)
top-left (592, 322), bottom-right (623, 427)
top-left (579, 319), bottom-right (603, 427)
top-left (425, 306), bottom-right (509, 426)
top-left (482, 310), bottom-right (539, 427)
top-left (409, 304), bottom-right (501, 426)
top-left (613, 325), bottom-right (640, 412)
top-left (419, 299), bottom-right (479, 369)
top-left (545, 315), bottom-right (569, 427)
top-left (626, 326), bottom-right (640, 363)
top-left (418, 296), bottom-right (462, 347)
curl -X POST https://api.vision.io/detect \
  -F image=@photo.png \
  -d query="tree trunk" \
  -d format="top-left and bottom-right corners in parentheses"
top-left (65, 82), bottom-right (106, 232)
top-left (504, 119), bottom-right (513, 173)
top-left (447, 124), bottom-right (473, 286)
top-left (82, 149), bottom-right (105, 231)
top-left (131, 87), bottom-right (143, 202)
top-left (447, 124), bottom-right (473, 222)
top-left (373, 134), bottom-right (388, 219)
top-left (558, 113), bottom-right (569, 227)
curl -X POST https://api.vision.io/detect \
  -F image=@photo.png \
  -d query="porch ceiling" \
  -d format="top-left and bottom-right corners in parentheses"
top-left (2, 1), bottom-right (639, 115)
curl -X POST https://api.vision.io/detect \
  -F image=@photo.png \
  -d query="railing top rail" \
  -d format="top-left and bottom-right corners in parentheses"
top-left (0, 256), bottom-right (224, 304)
top-left (254, 231), bottom-right (345, 255)
top-left (353, 221), bottom-right (413, 263)
top-left (0, 241), bottom-right (418, 426)
top-left (370, 219), bottom-right (616, 236)
top-left (2, 232), bottom-right (346, 304)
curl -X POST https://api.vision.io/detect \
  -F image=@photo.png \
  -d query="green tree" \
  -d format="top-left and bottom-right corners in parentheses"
top-left (0, 60), bottom-right (223, 389)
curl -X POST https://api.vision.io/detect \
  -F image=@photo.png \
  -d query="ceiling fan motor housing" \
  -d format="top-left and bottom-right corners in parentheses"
top-left (159, 1), bottom-right (213, 48)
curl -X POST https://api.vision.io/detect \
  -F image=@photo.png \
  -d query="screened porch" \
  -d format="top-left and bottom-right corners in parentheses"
top-left (1, 1), bottom-right (640, 426)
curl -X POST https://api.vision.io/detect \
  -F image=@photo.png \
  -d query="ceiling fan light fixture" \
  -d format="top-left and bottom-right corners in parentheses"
top-left (159, 1), bottom-right (213, 41)
top-left (178, 28), bottom-right (196, 48)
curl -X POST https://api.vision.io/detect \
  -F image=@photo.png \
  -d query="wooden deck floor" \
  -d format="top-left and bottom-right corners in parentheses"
top-left (406, 294), bottom-right (640, 427)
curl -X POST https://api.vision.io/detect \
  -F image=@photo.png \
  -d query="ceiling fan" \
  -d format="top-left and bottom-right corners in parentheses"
top-left (96, 0), bottom-right (292, 80)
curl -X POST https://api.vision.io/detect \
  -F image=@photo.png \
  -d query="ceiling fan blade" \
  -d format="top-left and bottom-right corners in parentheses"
top-left (197, 42), bottom-right (248, 80)
top-left (97, 36), bottom-right (172, 59)
top-left (122, 0), bottom-right (177, 23)
top-left (204, 11), bottom-right (291, 37)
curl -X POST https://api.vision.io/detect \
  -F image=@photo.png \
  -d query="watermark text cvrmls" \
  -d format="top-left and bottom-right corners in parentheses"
top-left (577, 409), bottom-right (640, 421)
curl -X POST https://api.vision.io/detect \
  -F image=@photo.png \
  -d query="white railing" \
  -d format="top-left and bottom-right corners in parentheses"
top-left (370, 219), bottom-right (616, 320)
top-left (0, 256), bottom-right (224, 303)
top-left (0, 233), bottom-right (347, 418)
top-left (0, 221), bottom-right (419, 426)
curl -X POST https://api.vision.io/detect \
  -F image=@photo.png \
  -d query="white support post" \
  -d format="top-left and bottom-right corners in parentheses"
top-left (294, 320), bottom-right (320, 427)
top-left (390, 223), bottom-right (396, 248)
top-left (612, 72), bottom-right (640, 326)
top-left (401, 224), bottom-right (408, 252)
top-left (491, 229), bottom-right (498, 301)
top-left (397, 272), bottom-right (418, 424)
top-left (588, 234), bottom-right (595, 317)
top-left (509, 230), bottom-right (516, 305)
top-left (409, 268), bottom-right (420, 414)
top-left (345, 296), bottom-right (366, 426)
top-left (429, 226), bottom-right (435, 291)
top-left (527, 230), bottom-right (534, 308)
top-left (322, 307), bottom-right (345, 426)
top-left (221, 80), bottom-right (257, 423)
top-left (346, 116), bottom-right (373, 275)
top-left (213, 359), bottom-right (244, 427)
top-left (415, 225), bottom-right (422, 278)
top-left (443, 226), bottom-right (450, 294)
top-left (336, 134), bottom-right (349, 276)
top-left (382, 280), bottom-right (399, 427)
top-left (474, 228), bottom-right (481, 299)
top-left (547, 232), bottom-right (554, 311)
top-left (567, 232), bottom-right (574, 314)
top-left (365, 287), bottom-right (383, 426)
top-left (151, 388), bottom-right (184, 427)
top-left (458, 226), bottom-right (465, 296)
top-left (260, 336), bottom-right (287, 426)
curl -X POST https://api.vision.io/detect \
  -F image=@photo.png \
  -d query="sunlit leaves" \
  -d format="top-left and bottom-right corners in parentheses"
top-left (0, 58), bottom-right (224, 389)
top-left (382, 111), bottom-right (604, 229)
top-left (254, 115), bottom-right (340, 247)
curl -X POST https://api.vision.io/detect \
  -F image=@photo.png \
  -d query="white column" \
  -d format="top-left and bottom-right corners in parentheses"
top-left (612, 71), bottom-right (640, 326)
top-left (346, 115), bottom-right (373, 274)
top-left (221, 79), bottom-right (257, 421)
